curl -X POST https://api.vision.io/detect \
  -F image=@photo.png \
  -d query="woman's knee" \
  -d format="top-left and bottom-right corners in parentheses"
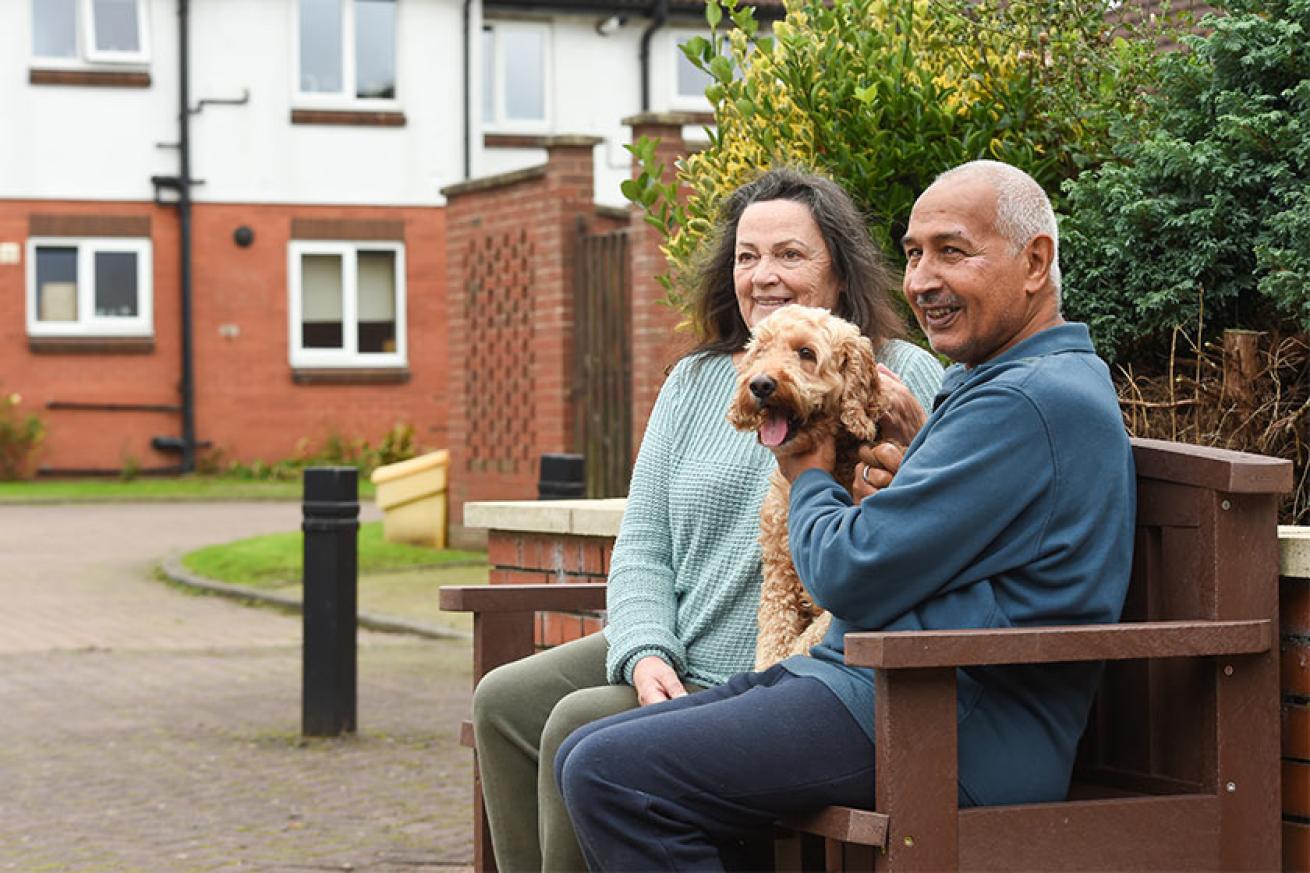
top-left (541, 685), bottom-right (636, 757)
top-left (471, 657), bottom-right (534, 736)
top-left (557, 726), bottom-right (621, 812)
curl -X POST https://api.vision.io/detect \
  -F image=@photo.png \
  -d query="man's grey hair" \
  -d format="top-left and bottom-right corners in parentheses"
top-left (933, 160), bottom-right (1062, 300)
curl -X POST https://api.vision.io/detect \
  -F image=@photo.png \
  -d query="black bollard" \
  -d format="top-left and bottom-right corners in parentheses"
top-left (538, 453), bottom-right (586, 500)
top-left (302, 466), bottom-right (359, 737)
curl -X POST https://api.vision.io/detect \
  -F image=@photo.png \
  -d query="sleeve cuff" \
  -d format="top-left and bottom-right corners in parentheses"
top-left (611, 644), bottom-right (683, 686)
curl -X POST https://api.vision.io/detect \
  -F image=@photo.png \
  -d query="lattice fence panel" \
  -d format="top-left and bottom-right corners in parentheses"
top-left (464, 228), bottom-right (536, 475)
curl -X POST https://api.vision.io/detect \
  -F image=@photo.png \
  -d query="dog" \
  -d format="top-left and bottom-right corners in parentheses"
top-left (727, 306), bottom-right (884, 670)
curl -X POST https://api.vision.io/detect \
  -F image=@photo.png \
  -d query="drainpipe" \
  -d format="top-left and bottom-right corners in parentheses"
top-left (177, 0), bottom-right (197, 472)
top-left (463, 0), bottom-right (473, 179)
top-left (638, 0), bottom-right (669, 111)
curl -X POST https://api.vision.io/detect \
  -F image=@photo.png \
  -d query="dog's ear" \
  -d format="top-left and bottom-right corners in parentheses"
top-left (837, 330), bottom-right (882, 443)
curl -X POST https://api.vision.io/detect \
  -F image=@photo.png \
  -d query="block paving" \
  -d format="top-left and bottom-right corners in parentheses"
top-left (0, 503), bottom-right (474, 873)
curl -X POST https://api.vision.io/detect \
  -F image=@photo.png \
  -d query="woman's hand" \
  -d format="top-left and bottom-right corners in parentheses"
top-left (852, 442), bottom-right (905, 500)
top-left (876, 364), bottom-right (927, 447)
top-left (632, 655), bottom-right (688, 706)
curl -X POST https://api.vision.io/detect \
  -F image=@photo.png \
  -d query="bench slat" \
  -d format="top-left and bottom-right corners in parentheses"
top-left (439, 583), bottom-right (607, 613)
top-left (778, 807), bottom-right (889, 847)
top-left (460, 719), bottom-right (474, 749)
top-left (845, 619), bottom-right (1271, 669)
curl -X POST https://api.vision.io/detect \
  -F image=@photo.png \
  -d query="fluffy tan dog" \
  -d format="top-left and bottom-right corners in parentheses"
top-left (727, 306), bottom-right (884, 670)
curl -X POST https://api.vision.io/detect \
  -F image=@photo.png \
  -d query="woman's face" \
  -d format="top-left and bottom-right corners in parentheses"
top-left (733, 199), bottom-right (841, 330)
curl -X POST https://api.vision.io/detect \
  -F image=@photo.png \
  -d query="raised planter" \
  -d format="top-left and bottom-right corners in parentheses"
top-left (371, 450), bottom-right (450, 549)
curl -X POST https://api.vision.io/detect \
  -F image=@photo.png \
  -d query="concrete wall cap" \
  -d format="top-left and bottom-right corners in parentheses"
top-left (441, 164), bottom-right (548, 197)
top-left (544, 135), bottom-right (604, 148)
top-left (1281, 526), bottom-right (1310, 579)
top-left (623, 111), bottom-right (714, 127)
top-left (465, 498), bottom-right (627, 537)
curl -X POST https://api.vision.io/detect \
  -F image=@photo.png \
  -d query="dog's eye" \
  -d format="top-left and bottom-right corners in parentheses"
top-left (797, 346), bottom-right (816, 362)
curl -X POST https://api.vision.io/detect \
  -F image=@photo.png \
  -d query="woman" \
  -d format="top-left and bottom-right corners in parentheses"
top-left (471, 167), bottom-right (943, 872)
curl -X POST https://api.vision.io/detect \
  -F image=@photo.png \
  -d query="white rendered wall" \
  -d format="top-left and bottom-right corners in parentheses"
top-left (475, 13), bottom-right (713, 207)
top-left (2, 0), bottom-right (468, 207)
top-left (1, 0), bottom-right (180, 203)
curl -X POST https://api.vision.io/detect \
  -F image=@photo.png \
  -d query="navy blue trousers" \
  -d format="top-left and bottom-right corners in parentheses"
top-left (555, 666), bottom-right (877, 871)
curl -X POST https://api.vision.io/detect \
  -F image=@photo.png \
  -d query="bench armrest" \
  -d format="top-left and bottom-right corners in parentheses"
top-left (844, 619), bottom-right (1272, 669)
top-left (439, 583), bottom-right (607, 614)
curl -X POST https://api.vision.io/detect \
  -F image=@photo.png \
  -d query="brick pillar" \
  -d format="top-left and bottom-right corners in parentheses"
top-left (534, 136), bottom-right (603, 466)
top-left (622, 113), bottom-right (706, 456)
top-left (441, 137), bottom-right (601, 547)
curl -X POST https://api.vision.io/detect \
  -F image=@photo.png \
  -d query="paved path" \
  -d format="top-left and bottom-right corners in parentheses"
top-left (0, 503), bottom-right (474, 872)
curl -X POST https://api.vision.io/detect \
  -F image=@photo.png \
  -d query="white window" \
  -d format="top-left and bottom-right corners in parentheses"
top-left (288, 241), bottom-right (406, 369)
top-left (482, 22), bottom-right (549, 129)
top-left (25, 238), bottom-right (154, 337)
top-left (296, 0), bottom-right (398, 105)
top-left (30, 0), bottom-right (151, 67)
top-left (671, 29), bottom-right (713, 110)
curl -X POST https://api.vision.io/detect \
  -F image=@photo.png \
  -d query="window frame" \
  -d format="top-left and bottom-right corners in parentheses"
top-left (287, 240), bottom-right (407, 370)
top-left (481, 20), bottom-right (552, 132)
top-left (292, 0), bottom-right (401, 111)
top-left (29, 0), bottom-right (151, 69)
top-left (25, 236), bottom-right (154, 338)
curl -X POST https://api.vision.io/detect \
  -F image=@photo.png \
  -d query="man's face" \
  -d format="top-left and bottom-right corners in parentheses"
top-left (900, 175), bottom-right (1051, 367)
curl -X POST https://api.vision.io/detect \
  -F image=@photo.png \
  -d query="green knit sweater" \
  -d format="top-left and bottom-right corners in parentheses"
top-left (604, 339), bottom-right (944, 686)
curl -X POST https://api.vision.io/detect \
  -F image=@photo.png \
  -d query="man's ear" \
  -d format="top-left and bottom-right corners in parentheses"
top-left (1024, 235), bottom-right (1055, 295)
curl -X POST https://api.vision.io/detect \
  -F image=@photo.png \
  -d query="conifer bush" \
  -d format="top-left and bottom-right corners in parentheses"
top-left (1061, 0), bottom-right (1310, 364)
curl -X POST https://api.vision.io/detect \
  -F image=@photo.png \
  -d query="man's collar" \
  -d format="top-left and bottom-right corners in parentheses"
top-left (976, 322), bottom-right (1094, 369)
top-left (934, 323), bottom-right (1095, 404)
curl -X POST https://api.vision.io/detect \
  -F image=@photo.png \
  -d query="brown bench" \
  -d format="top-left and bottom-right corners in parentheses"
top-left (441, 438), bottom-right (1292, 871)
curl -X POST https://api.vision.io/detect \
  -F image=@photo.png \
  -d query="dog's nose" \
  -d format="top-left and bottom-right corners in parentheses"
top-left (749, 375), bottom-right (776, 401)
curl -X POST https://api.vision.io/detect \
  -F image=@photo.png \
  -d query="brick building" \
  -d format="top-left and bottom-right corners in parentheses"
top-left (0, 0), bottom-right (744, 482)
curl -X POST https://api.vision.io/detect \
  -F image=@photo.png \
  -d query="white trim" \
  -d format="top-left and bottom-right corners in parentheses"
top-left (29, 0), bottom-right (151, 69)
top-left (292, 0), bottom-right (401, 111)
top-left (668, 27), bottom-right (712, 112)
top-left (82, 0), bottom-right (150, 65)
top-left (481, 20), bottom-right (551, 132)
top-left (25, 236), bottom-right (154, 337)
top-left (287, 240), bottom-right (407, 369)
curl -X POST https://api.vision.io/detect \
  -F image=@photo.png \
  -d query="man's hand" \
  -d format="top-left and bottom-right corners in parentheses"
top-left (632, 656), bottom-right (687, 706)
top-left (774, 435), bottom-right (836, 483)
top-left (852, 442), bottom-right (905, 500)
top-left (876, 364), bottom-right (928, 447)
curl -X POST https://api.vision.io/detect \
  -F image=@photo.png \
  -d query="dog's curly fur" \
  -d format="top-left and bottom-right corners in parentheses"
top-left (727, 306), bottom-right (884, 670)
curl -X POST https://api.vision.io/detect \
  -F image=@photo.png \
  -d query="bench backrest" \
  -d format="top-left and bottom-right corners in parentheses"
top-left (1073, 438), bottom-right (1287, 795)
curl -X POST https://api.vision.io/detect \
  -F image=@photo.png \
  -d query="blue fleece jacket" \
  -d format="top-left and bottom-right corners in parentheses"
top-left (781, 323), bottom-right (1135, 807)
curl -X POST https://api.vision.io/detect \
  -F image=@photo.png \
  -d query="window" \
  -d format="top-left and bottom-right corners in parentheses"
top-left (297, 0), bottom-right (397, 103)
top-left (482, 22), bottom-right (549, 129)
top-left (672, 30), bottom-right (713, 109)
top-left (25, 238), bottom-right (153, 337)
top-left (30, 0), bottom-right (150, 66)
top-left (288, 241), bottom-right (406, 368)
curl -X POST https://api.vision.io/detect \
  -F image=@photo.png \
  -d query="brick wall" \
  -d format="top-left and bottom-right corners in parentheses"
top-left (623, 113), bottom-right (700, 455)
top-left (487, 530), bottom-right (611, 647)
top-left (0, 199), bottom-right (449, 472)
top-left (441, 137), bottom-right (605, 543)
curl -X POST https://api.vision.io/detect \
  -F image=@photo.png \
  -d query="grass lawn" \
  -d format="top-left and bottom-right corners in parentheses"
top-left (0, 476), bottom-right (375, 503)
top-left (180, 521), bottom-right (488, 633)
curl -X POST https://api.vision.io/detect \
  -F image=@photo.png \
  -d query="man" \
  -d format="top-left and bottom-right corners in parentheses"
top-left (554, 160), bottom-right (1136, 870)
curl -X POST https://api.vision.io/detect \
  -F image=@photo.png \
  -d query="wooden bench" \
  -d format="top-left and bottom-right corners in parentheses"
top-left (441, 438), bottom-right (1293, 871)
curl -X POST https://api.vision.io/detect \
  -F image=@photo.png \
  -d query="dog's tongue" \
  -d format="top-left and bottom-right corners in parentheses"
top-left (759, 414), bottom-right (789, 448)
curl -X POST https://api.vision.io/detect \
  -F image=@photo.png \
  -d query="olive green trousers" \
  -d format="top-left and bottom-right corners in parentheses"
top-left (471, 633), bottom-right (705, 872)
top-left (471, 634), bottom-right (635, 873)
